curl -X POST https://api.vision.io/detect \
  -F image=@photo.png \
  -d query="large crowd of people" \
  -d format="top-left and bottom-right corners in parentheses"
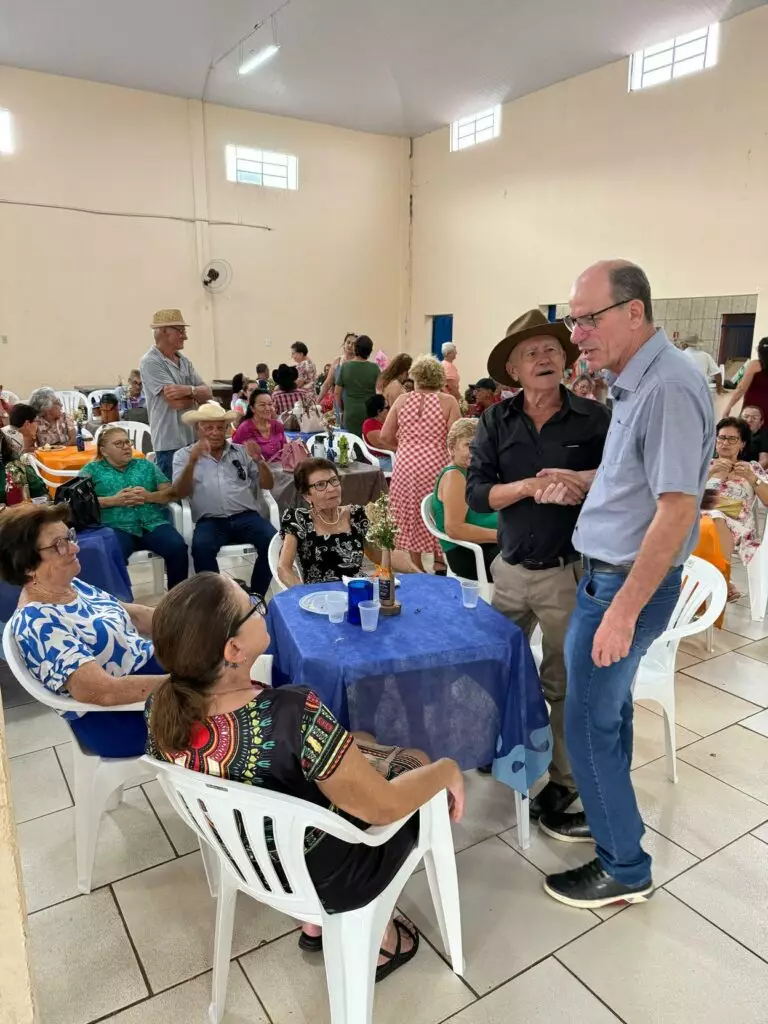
top-left (2, 261), bottom-right (767, 981)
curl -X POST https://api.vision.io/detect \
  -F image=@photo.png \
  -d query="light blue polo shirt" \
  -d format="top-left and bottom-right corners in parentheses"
top-left (573, 328), bottom-right (714, 566)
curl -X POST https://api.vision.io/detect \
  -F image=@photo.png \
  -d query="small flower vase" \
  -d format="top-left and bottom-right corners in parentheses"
top-left (338, 435), bottom-right (349, 468)
top-left (378, 547), bottom-right (401, 616)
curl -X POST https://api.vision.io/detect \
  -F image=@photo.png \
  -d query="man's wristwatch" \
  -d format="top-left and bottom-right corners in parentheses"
top-left (190, 385), bottom-right (197, 402)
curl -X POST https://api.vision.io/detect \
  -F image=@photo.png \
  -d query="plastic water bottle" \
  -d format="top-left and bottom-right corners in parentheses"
top-left (76, 422), bottom-right (85, 452)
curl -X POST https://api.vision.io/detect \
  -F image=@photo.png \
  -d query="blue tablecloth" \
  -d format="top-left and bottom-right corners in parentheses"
top-left (0, 525), bottom-right (133, 621)
top-left (266, 575), bottom-right (551, 794)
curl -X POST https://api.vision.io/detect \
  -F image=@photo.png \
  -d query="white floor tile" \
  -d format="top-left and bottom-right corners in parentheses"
top-left (678, 725), bottom-right (768, 804)
top-left (722, 604), bottom-right (768, 641)
top-left (28, 889), bottom-right (147, 1024)
top-left (10, 747), bottom-right (72, 823)
top-left (675, 650), bottom-right (702, 671)
top-left (753, 821), bottom-right (768, 844)
top-left (101, 962), bottom-right (269, 1024)
top-left (666, 834), bottom-right (768, 960)
top-left (630, 705), bottom-right (699, 769)
top-left (445, 957), bottom-right (620, 1023)
top-left (558, 890), bottom-right (768, 1024)
top-left (398, 836), bottom-right (597, 995)
top-left (736, 635), bottom-right (768, 665)
top-left (633, 759), bottom-right (768, 858)
top-left (112, 851), bottom-right (296, 993)
top-left (0, 666), bottom-right (35, 708)
top-left (449, 769), bottom-right (519, 854)
top-left (679, 628), bottom-right (749, 662)
top-left (507, 823), bottom-right (698, 919)
top-left (141, 778), bottom-right (199, 856)
top-left (667, 674), bottom-right (760, 736)
top-left (682, 652), bottom-right (768, 706)
top-left (239, 926), bottom-right (473, 1024)
top-left (3, 701), bottom-right (71, 757)
top-left (18, 787), bottom-right (175, 913)
top-left (742, 709), bottom-right (768, 738)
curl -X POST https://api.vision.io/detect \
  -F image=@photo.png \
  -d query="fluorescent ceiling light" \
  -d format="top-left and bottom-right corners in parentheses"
top-left (238, 43), bottom-right (280, 75)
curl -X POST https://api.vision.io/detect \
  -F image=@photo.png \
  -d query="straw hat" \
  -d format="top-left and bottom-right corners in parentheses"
top-left (487, 309), bottom-right (579, 386)
top-left (149, 309), bottom-right (189, 329)
top-left (181, 401), bottom-right (235, 424)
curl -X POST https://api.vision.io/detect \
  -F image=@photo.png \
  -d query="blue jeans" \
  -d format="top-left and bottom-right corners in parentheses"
top-left (192, 511), bottom-right (276, 597)
top-left (112, 523), bottom-right (189, 589)
top-left (564, 566), bottom-right (682, 886)
top-left (154, 450), bottom-right (177, 480)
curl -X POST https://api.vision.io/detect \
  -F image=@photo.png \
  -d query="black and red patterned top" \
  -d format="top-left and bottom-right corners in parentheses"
top-left (146, 685), bottom-right (353, 857)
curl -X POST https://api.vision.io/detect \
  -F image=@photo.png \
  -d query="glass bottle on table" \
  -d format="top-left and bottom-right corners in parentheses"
top-left (76, 421), bottom-right (85, 452)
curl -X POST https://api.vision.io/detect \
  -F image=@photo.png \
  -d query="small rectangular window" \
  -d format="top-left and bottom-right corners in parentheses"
top-left (225, 144), bottom-right (298, 190)
top-left (629, 23), bottom-right (719, 92)
top-left (0, 109), bottom-right (13, 154)
top-left (450, 105), bottom-right (501, 152)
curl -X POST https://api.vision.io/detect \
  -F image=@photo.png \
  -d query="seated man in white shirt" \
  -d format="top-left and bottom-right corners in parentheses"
top-left (682, 335), bottom-right (723, 392)
top-left (172, 402), bottom-right (276, 596)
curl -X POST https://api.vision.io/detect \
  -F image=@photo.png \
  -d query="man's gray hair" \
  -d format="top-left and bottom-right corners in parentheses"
top-left (27, 386), bottom-right (59, 413)
top-left (441, 342), bottom-right (456, 357)
top-left (609, 263), bottom-right (653, 323)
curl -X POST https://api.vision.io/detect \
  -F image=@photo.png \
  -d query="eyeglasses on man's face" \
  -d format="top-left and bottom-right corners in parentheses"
top-left (308, 476), bottom-right (341, 492)
top-left (38, 527), bottom-right (77, 557)
top-left (563, 299), bottom-right (631, 334)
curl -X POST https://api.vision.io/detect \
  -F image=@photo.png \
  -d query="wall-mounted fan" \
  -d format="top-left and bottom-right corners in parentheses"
top-left (201, 259), bottom-right (233, 293)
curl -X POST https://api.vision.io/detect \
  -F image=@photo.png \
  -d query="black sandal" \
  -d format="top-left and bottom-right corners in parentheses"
top-left (376, 918), bottom-right (419, 983)
top-left (297, 930), bottom-right (323, 952)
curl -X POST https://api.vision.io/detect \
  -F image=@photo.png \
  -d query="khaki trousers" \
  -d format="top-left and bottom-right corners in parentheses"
top-left (491, 556), bottom-right (580, 791)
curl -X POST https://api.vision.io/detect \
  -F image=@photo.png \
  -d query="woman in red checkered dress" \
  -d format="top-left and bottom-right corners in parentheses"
top-left (381, 355), bottom-right (461, 572)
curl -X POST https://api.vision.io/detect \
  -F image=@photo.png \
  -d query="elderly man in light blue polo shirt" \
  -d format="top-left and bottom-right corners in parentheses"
top-left (537, 260), bottom-right (714, 911)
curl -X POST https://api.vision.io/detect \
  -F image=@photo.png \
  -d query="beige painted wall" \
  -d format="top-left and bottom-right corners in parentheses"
top-left (410, 6), bottom-right (768, 387)
top-left (0, 66), bottom-right (409, 397)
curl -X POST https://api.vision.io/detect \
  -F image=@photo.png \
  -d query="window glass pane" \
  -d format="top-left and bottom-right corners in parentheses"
top-left (225, 144), bottom-right (238, 182)
top-left (674, 38), bottom-right (707, 62)
top-left (676, 27), bottom-right (708, 45)
top-left (237, 170), bottom-right (262, 184)
top-left (226, 144), bottom-right (298, 188)
top-left (475, 126), bottom-right (494, 143)
top-left (643, 38), bottom-right (675, 56)
top-left (672, 54), bottom-right (706, 78)
top-left (642, 65), bottom-right (673, 88)
top-left (263, 175), bottom-right (288, 189)
top-left (262, 151), bottom-right (287, 166)
top-left (643, 49), bottom-right (673, 73)
top-left (262, 163), bottom-right (287, 176)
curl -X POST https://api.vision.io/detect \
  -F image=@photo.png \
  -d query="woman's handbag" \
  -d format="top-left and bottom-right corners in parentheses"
top-left (281, 439), bottom-right (310, 472)
top-left (53, 478), bottom-right (101, 530)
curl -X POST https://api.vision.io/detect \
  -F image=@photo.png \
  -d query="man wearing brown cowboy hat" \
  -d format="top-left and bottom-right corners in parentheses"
top-left (467, 308), bottom-right (610, 820)
top-left (140, 309), bottom-right (213, 479)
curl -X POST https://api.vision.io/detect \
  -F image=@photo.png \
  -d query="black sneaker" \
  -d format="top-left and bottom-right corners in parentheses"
top-left (529, 781), bottom-right (578, 821)
top-left (544, 857), bottom-right (653, 909)
top-left (538, 810), bottom-right (592, 843)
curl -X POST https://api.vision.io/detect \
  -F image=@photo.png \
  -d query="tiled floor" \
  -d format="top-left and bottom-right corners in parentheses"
top-left (4, 559), bottom-right (768, 1022)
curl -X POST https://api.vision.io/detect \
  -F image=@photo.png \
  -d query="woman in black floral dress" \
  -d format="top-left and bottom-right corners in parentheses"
top-left (145, 572), bottom-right (465, 978)
top-left (278, 457), bottom-right (376, 587)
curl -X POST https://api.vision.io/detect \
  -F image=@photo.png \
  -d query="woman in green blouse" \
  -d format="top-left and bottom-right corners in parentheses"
top-left (335, 334), bottom-right (381, 439)
top-left (79, 426), bottom-right (188, 587)
top-left (433, 418), bottom-right (499, 580)
top-left (0, 432), bottom-right (46, 506)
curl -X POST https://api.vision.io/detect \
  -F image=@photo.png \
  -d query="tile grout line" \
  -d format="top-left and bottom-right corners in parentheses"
top-left (51, 742), bottom-right (75, 806)
top-left (658, 824), bottom-right (768, 894)
top-left (663, 888), bottom-right (768, 969)
top-left (107, 884), bottom-right (154, 999)
top-left (554, 955), bottom-right (628, 1023)
top-left (673, 740), bottom-right (768, 808)
top-left (234, 958), bottom-right (277, 1024)
top-left (139, 780), bottom-right (184, 858)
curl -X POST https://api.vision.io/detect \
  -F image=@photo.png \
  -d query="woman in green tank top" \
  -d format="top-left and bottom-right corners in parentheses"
top-left (432, 418), bottom-right (499, 580)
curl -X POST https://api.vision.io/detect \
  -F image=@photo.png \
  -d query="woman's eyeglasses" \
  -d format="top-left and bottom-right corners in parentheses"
top-left (308, 477), bottom-right (341, 492)
top-left (107, 439), bottom-right (132, 450)
top-left (38, 527), bottom-right (77, 556)
top-left (230, 593), bottom-right (267, 634)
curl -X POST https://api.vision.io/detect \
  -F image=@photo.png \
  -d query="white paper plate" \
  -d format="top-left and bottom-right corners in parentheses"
top-left (299, 591), bottom-right (346, 615)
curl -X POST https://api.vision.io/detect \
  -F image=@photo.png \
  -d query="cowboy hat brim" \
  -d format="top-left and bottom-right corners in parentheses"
top-left (488, 320), bottom-right (580, 386)
top-left (181, 407), bottom-right (236, 425)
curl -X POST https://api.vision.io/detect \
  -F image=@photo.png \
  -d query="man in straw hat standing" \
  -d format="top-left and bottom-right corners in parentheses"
top-left (537, 260), bottom-right (713, 910)
top-left (173, 402), bottom-right (276, 597)
top-left (467, 309), bottom-right (610, 820)
top-left (140, 310), bottom-right (213, 479)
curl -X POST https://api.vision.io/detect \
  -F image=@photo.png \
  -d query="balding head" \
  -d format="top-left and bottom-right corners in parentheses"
top-left (568, 259), bottom-right (656, 375)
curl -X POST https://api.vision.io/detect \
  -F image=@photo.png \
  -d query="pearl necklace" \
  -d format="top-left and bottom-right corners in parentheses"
top-left (314, 506), bottom-right (342, 526)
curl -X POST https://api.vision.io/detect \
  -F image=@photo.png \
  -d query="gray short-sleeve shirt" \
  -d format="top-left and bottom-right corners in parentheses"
top-left (172, 443), bottom-right (261, 522)
top-left (139, 346), bottom-right (205, 452)
top-left (573, 329), bottom-right (715, 565)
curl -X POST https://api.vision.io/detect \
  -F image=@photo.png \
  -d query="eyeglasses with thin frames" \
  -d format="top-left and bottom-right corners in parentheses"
top-left (563, 300), bottom-right (631, 334)
top-left (308, 477), bottom-right (341, 492)
top-left (38, 527), bottom-right (77, 556)
top-left (230, 593), bottom-right (267, 635)
top-left (716, 435), bottom-right (742, 444)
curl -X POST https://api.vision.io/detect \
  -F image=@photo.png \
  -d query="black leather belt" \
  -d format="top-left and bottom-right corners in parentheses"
top-left (582, 555), bottom-right (634, 574)
top-left (518, 553), bottom-right (581, 571)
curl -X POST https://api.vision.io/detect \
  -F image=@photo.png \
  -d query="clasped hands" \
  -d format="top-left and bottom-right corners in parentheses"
top-left (530, 468), bottom-right (589, 506)
top-left (116, 487), bottom-right (151, 507)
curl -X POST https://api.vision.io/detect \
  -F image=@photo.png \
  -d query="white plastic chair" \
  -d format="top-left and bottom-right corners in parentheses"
top-left (267, 533), bottom-right (304, 593)
top-left (2, 621), bottom-right (152, 894)
top-left (27, 453), bottom-right (78, 491)
top-left (87, 388), bottom-right (121, 409)
top-left (420, 493), bottom-right (494, 603)
top-left (94, 420), bottom-right (153, 454)
top-left (149, 761), bottom-right (463, 1024)
top-left (127, 550), bottom-right (166, 594)
top-left (306, 431), bottom-right (381, 469)
top-left (632, 555), bottom-right (727, 783)
top-left (56, 390), bottom-right (89, 417)
top-left (747, 509), bottom-right (768, 621)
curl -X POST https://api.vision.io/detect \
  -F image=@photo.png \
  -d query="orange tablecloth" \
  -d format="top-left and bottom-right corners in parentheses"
top-left (35, 444), bottom-right (144, 473)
